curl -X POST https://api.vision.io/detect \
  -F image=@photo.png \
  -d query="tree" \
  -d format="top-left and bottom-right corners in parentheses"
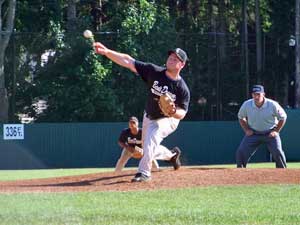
top-left (0, 0), bottom-right (16, 122)
top-left (23, 24), bottom-right (123, 122)
top-left (67, 0), bottom-right (77, 31)
top-left (255, 0), bottom-right (263, 83)
top-left (296, 0), bottom-right (300, 108)
top-left (5, 0), bottom-right (297, 122)
top-left (242, 0), bottom-right (249, 98)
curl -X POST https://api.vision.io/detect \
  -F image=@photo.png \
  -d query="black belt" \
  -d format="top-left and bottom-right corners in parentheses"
top-left (252, 129), bottom-right (272, 135)
top-left (145, 113), bottom-right (163, 120)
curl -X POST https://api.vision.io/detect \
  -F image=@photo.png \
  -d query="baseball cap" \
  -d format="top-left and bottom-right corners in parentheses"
top-left (168, 48), bottom-right (188, 63)
top-left (252, 85), bottom-right (265, 93)
top-left (129, 116), bottom-right (138, 123)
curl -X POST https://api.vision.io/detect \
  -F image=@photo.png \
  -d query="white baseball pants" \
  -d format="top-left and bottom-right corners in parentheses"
top-left (138, 113), bottom-right (180, 177)
top-left (115, 148), bottom-right (160, 172)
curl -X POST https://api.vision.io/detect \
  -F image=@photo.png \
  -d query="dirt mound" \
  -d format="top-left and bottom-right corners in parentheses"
top-left (0, 167), bottom-right (299, 193)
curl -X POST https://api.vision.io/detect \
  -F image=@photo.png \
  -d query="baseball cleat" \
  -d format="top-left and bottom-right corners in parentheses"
top-left (170, 147), bottom-right (181, 170)
top-left (131, 173), bottom-right (151, 182)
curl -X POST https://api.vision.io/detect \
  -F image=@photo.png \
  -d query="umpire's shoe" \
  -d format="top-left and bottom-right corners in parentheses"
top-left (170, 147), bottom-right (181, 170)
top-left (131, 173), bottom-right (151, 182)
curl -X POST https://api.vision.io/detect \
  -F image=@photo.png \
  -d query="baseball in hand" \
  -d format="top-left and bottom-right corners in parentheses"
top-left (83, 30), bottom-right (93, 39)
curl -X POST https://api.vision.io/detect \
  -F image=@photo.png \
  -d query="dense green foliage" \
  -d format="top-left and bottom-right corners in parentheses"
top-left (5, 0), bottom-right (297, 122)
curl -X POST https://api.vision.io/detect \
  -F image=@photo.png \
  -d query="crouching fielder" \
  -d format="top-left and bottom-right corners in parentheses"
top-left (115, 116), bottom-right (160, 172)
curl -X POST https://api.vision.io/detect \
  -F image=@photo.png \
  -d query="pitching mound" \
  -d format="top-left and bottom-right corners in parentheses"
top-left (0, 167), bottom-right (299, 193)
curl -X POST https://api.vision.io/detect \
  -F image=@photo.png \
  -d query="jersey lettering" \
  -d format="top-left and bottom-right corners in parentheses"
top-left (127, 137), bottom-right (142, 145)
top-left (151, 81), bottom-right (176, 100)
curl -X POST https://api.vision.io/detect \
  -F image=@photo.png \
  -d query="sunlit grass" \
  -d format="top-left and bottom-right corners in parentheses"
top-left (0, 185), bottom-right (299, 225)
top-left (0, 168), bottom-right (114, 181)
top-left (191, 162), bottom-right (300, 169)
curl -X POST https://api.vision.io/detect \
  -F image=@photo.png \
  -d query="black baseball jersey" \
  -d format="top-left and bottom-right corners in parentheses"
top-left (118, 128), bottom-right (142, 148)
top-left (135, 60), bottom-right (190, 119)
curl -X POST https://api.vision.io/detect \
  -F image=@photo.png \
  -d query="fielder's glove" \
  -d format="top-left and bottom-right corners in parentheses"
top-left (132, 146), bottom-right (143, 159)
top-left (158, 93), bottom-right (176, 117)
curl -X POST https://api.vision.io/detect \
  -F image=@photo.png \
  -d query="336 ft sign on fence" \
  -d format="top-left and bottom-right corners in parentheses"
top-left (3, 124), bottom-right (24, 140)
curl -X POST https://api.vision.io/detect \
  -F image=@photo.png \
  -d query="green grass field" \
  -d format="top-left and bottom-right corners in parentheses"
top-left (0, 163), bottom-right (300, 225)
top-left (0, 168), bottom-right (113, 181)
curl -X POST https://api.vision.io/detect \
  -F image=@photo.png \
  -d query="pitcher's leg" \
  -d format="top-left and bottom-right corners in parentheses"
top-left (138, 125), bottom-right (162, 177)
top-left (115, 148), bottom-right (132, 172)
top-left (153, 118), bottom-right (181, 169)
top-left (152, 159), bottom-right (160, 171)
top-left (236, 135), bottom-right (261, 168)
top-left (141, 113), bottom-right (148, 146)
top-left (154, 145), bottom-right (175, 161)
top-left (134, 116), bottom-right (179, 180)
top-left (266, 135), bottom-right (287, 168)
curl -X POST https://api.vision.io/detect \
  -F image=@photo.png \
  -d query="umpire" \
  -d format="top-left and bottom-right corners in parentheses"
top-left (236, 85), bottom-right (287, 168)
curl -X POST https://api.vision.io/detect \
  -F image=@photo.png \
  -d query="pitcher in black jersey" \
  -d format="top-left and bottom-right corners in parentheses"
top-left (94, 42), bottom-right (190, 182)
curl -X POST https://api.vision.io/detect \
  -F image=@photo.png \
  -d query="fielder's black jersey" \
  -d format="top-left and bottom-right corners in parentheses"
top-left (118, 128), bottom-right (142, 148)
top-left (135, 60), bottom-right (190, 119)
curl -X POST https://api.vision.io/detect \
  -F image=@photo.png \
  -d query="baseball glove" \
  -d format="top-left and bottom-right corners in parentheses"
top-left (132, 146), bottom-right (143, 159)
top-left (158, 93), bottom-right (176, 117)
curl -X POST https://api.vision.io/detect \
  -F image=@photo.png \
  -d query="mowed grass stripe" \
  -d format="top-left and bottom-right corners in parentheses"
top-left (0, 168), bottom-right (114, 181)
top-left (0, 185), bottom-right (299, 225)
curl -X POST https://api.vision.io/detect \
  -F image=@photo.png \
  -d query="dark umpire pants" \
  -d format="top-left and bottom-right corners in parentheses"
top-left (236, 131), bottom-right (287, 168)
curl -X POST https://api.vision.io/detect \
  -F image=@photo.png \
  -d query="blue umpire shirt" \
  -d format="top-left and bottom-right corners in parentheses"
top-left (238, 98), bottom-right (287, 132)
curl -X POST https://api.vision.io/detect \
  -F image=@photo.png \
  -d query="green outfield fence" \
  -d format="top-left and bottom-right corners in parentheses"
top-left (0, 110), bottom-right (299, 169)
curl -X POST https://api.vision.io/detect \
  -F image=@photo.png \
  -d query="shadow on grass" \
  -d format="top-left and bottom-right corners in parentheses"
top-left (188, 167), bottom-right (230, 170)
top-left (14, 169), bottom-right (163, 188)
top-left (15, 172), bottom-right (136, 188)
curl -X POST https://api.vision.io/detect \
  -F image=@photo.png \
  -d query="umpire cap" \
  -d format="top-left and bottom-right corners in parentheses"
top-left (252, 85), bottom-right (265, 93)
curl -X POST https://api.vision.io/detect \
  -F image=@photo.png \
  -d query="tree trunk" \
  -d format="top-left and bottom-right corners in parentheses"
top-left (208, 0), bottom-right (217, 120)
top-left (9, 31), bottom-right (16, 122)
top-left (242, 0), bottom-right (249, 98)
top-left (295, 0), bottom-right (300, 108)
top-left (217, 0), bottom-right (227, 120)
top-left (67, 0), bottom-right (77, 31)
top-left (0, 0), bottom-right (16, 122)
top-left (0, 54), bottom-right (9, 122)
top-left (255, 0), bottom-right (263, 83)
top-left (167, 0), bottom-right (177, 17)
top-left (218, 0), bottom-right (227, 62)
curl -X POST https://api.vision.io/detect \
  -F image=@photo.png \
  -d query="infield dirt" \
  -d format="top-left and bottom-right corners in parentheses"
top-left (0, 167), bottom-right (299, 193)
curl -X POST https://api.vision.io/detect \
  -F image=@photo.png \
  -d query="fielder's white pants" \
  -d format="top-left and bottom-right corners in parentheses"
top-left (138, 113), bottom-right (180, 177)
top-left (115, 148), bottom-right (159, 172)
